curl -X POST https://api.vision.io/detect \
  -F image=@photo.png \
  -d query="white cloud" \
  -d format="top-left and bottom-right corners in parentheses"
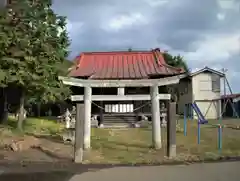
top-left (217, 13), bottom-right (225, 20)
top-left (52, 0), bottom-right (240, 92)
top-left (217, 0), bottom-right (240, 11)
top-left (66, 19), bottom-right (73, 32)
top-left (144, 0), bottom-right (169, 7)
top-left (103, 13), bottom-right (148, 31)
top-left (184, 33), bottom-right (240, 62)
top-left (66, 20), bottom-right (84, 37)
top-left (221, 69), bottom-right (240, 93)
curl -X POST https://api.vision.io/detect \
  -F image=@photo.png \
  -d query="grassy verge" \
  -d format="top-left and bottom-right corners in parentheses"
top-left (0, 116), bottom-right (64, 144)
top-left (86, 119), bottom-right (240, 164)
top-left (1, 117), bottom-right (240, 164)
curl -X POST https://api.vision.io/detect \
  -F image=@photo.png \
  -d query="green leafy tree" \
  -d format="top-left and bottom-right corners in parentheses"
top-left (162, 51), bottom-right (189, 102)
top-left (27, 59), bottom-right (73, 117)
top-left (162, 51), bottom-right (189, 72)
top-left (0, 0), bottom-right (71, 130)
top-left (128, 47), bottom-right (132, 52)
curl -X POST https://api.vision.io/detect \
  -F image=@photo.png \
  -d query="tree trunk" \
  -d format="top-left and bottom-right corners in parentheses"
top-left (0, 102), bottom-right (4, 124)
top-left (0, 88), bottom-right (8, 124)
top-left (37, 102), bottom-right (41, 117)
top-left (58, 103), bottom-right (62, 116)
top-left (2, 92), bottom-right (8, 124)
top-left (17, 91), bottom-right (25, 131)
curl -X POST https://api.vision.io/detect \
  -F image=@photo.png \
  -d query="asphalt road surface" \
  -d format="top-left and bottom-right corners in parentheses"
top-left (0, 161), bottom-right (239, 181)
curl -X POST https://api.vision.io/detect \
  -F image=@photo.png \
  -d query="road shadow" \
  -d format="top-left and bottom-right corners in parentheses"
top-left (1, 156), bottom-right (240, 181)
top-left (0, 171), bottom-right (76, 181)
top-left (0, 163), bottom-right (114, 181)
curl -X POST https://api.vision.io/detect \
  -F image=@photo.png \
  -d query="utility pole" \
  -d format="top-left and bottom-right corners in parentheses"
top-left (222, 68), bottom-right (228, 97)
top-left (222, 68), bottom-right (228, 117)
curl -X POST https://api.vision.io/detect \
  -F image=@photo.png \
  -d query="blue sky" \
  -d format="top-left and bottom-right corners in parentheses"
top-left (52, 0), bottom-right (240, 93)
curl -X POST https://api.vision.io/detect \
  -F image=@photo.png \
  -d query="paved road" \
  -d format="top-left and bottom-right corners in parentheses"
top-left (0, 161), bottom-right (239, 181)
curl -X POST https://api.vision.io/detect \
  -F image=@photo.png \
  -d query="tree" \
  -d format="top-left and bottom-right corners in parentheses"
top-left (0, 0), bottom-right (71, 130)
top-left (27, 59), bottom-right (73, 117)
top-left (128, 47), bottom-right (132, 52)
top-left (162, 51), bottom-right (189, 72)
top-left (162, 51), bottom-right (189, 103)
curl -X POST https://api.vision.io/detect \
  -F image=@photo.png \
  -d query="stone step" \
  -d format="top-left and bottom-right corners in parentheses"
top-left (103, 118), bottom-right (136, 122)
top-left (103, 115), bottom-right (137, 123)
top-left (101, 123), bottom-right (133, 128)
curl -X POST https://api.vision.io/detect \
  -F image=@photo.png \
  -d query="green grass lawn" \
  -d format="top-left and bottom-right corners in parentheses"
top-left (86, 119), bottom-right (240, 164)
top-left (1, 115), bottom-right (64, 136)
top-left (0, 116), bottom-right (64, 147)
top-left (1, 116), bottom-right (240, 164)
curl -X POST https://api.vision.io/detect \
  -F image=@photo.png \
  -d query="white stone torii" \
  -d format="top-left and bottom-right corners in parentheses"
top-left (59, 74), bottom-right (184, 162)
top-left (82, 86), bottom-right (167, 150)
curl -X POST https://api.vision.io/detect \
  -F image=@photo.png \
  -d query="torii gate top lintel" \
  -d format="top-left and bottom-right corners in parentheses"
top-left (58, 74), bottom-right (187, 88)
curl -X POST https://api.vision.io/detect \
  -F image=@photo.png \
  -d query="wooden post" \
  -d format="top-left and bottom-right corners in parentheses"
top-left (74, 103), bottom-right (84, 163)
top-left (0, 0), bottom-right (7, 7)
top-left (84, 86), bottom-right (92, 149)
top-left (150, 85), bottom-right (161, 149)
top-left (99, 101), bottom-right (104, 127)
top-left (167, 102), bottom-right (176, 157)
top-left (218, 99), bottom-right (222, 119)
top-left (183, 104), bottom-right (187, 136)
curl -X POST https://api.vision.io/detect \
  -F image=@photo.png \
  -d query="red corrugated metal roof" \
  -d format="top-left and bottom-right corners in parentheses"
top-left (69, 48), bottom-right (185, 80)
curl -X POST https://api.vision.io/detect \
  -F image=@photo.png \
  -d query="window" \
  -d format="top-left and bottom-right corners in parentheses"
top-left (199, 80), bottom-right (211, 91)
top-left (212, 74), bottom-right (220, 92)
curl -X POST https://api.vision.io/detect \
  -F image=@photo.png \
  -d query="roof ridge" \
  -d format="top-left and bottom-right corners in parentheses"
top-left (81, 51), bottom-right (153, 55)
top-left (163, 63), bottom-right (185, 72)
top-left (152, 49), bottom-right (167, 66)
top-left (152, 49), bottom-right (185, 73)
top-left (76, 54), bottom-right (84, 68)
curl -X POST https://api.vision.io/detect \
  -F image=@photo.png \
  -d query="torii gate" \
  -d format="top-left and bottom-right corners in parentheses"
top-left (59, 74), bottom-right (185, 163)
